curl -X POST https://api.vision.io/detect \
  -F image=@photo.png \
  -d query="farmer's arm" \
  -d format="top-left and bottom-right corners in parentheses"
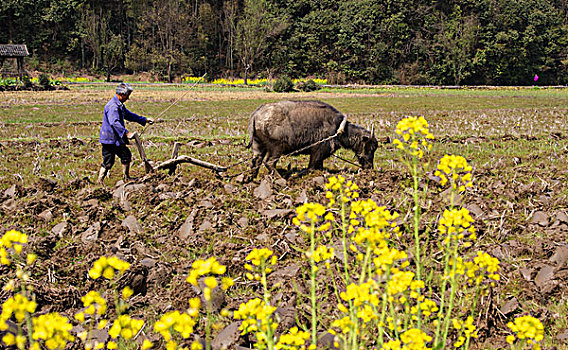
top-left (124, 107), bottom-right (149, 126)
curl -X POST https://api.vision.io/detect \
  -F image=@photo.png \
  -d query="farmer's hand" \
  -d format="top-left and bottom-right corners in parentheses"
top-left (126, 131), bottom-right (137, 139)
top-left (146, 117), bottom-right (154, 125)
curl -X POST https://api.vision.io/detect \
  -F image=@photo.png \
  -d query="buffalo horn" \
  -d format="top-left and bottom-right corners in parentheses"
top-left (371, 124), bottom-right (375, 137)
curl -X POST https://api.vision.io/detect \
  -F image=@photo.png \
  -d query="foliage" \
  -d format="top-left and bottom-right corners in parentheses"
top-left (2, 0), bottom-right (567, 85)
top-left (235, 0), bottom-right (288, 84)
top-left (38, 73), bottom-right (51, 90)
top-left (22, 75), bottom-right (33, 89)
top-left (295, 79), bottom-right (321, 92)
top-left (272, 75), bottom-right (294, 92)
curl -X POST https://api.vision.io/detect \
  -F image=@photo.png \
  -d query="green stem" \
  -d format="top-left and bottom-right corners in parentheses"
top-left (340, 195), bottom-right (350, 285)
top-left (411, 158), bottom-right (423, 329)
top-left (434, 239), bottom-right (452, 345)
top-left (206, 301), bottom-right (212, 350)
top-left (349, 301), bottom-right (359, 350)
top-left (441, 245), bottom-right (459, 345)
top-left (19, 273), bottom-right (34, 349)
top-left (464, 287), bottom-right (482, 350)
top-left (358, 245), bottom-right (372, 284)
top-left (309, 221), bottom-right (317, 348)
top-left (260, 259), bottom-right (274, 350)
top-left (377, 266), bottom-right (392, 347)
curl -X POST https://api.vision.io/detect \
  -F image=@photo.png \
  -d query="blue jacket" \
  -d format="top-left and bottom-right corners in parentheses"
top-left (99, 95), bottom-right (147, 145)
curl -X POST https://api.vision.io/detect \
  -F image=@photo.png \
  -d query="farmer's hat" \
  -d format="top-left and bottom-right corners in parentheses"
top-left (116, 82), bottom-right (134, 95)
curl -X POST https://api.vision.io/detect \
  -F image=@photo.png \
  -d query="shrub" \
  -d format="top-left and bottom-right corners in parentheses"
top-left (272, 75), bottom-right (294, 92)
top-left (296, 79), bottom-right (321, 92)
top-left (22, 75), bottom-right (33, 89)
top-left (39, 73), bottom-right (51, 90)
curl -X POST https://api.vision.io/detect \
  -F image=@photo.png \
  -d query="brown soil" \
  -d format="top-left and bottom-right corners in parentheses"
top-left (1, 138), bottom-right (568, 349)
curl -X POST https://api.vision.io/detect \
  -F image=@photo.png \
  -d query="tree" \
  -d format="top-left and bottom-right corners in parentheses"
top-left (235, 0), bottom-right (288, 84)
top-left (221, 0), bottom-right (238, 72)
top-left (430, 6), bottom-right (479, 85)
top-left (126, 0), bottom-right (193, 82)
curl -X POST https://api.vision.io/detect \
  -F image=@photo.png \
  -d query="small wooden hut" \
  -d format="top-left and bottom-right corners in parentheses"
top-left (0, 44), bottom-right (29, 79)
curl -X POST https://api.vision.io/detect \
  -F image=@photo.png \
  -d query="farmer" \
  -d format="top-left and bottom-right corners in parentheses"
top-left (97, 82), bottom-right (153, 185)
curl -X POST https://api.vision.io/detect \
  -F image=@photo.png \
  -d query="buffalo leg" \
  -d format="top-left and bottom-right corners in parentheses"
top-left (245, 139), bottom-right (266, 182)
top-left (308, 142), bottom-right (334, 170)
top-left (264, 154), bottom-right (283, 179)
top-left (308, 150), bottom-right (327, 170)
top-left (247, 154), bottom-right (264, 181)
top-left (308, 155), bottom-right (325, 170)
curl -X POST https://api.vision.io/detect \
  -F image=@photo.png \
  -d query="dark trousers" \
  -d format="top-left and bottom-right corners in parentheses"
top-left (101, 143), bottom-right (132, 170)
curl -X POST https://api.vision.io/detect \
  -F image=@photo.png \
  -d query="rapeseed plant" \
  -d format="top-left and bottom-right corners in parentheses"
top-left (1, 230), bottom-right (76, 350)
top-left (88, 256), bottom-right (131, 280)
top-left (0, 113), bottom-right (546, 350)
top-left (506, 315), bottom-right (544, 350)
top-left (186, 256), bottom-right (233, 350)
top-left (107, 314), bottom-right (145, 349)
top-left (237, 248), bottom-right (279, 349)
top-left (75, 255), bottom-right (155, 349)
top-left (0, 229), bottom-right (28, 265)
top-left (275, 327), bottom-right (311, 350)
top-left (152, 295), bottom-right (202, 350)
top-left (294, 202), bottom-right (329, 347)
top-left (435, 154), bottom-right (473, 197)
top-left (234, 298), bottom-right (278, 349)
top-left (30, 312), bottom-right (74, 349)
top-left (392, 116), bottom-right (434, 316)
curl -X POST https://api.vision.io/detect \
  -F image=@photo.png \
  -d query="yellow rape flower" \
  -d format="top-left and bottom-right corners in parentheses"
top-left (80, 291), bottom-right (107, 316)
top-left (452, 316), bottom-right (478, 347)
top-left (438, 208), bottom-right (476, 246)
top-left (392, 116), bottom-right (434, 159)
top-left (154, 310), bottom-right (197, 341)
top-left (32, 312), bottom-right (75, 350)
top-left (1, 293), bottom-right (37, 324)
top-left (88, 256), bottom-right (130, 280)
top-left (122, 286), bottom-right (134, 300)
top-left (435, 154), bottom-right (473, 192)
top-left (323, 176), bottom-right (359, 207)
top-left (108, 315), bottom-right (144, 340)
top-left (411, 298), bottom-right (439, 318)
top-left (141, 339), bottom-right (154, 350)
top-left (373, 247), bottom-right (408, 272)
top-left (0, 230), bottom-right (28, 265)
top-left (507, 315), bottom-right (544, 348)
top-left (473, 251), bottom-right (500, 282)
top-left (295, 202), bottom-right (326, 222)
top-left (387, 271), bottom-right (416, 298)
top-left (312, 245), bottom-right (334, 268)
top-left (186, 257), bottom-right (226, 285)
top-left (246, 248), bottom-right (277, 267)
top-left (233, 298), bottom-right (277, 335)
top-left (276, 327), bottom-right (311, 349)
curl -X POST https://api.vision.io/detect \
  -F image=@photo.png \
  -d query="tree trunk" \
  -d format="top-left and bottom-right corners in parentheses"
top-left (244, 64), bottom-right (250, 85)
top-left (81, 38), bottom-right (85, 69)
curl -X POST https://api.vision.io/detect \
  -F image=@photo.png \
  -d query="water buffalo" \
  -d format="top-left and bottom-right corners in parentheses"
top-left (246, 100), bottom-right (377, 180)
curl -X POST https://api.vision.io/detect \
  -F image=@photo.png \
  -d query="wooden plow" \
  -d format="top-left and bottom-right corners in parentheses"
top-left (132, 134), bottom-right (228, 176)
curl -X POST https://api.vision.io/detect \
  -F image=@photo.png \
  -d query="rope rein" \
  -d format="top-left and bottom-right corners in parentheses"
top-left (140, 73), bottom-right (207, 137)
top-left (283, 115), bottom-right (348, 157)
top-left (223, 116), bottom-right (353, 178)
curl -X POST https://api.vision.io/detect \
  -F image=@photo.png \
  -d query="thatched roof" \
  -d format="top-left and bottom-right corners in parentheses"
top-left (0, 44), bottom-right (29, 57)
